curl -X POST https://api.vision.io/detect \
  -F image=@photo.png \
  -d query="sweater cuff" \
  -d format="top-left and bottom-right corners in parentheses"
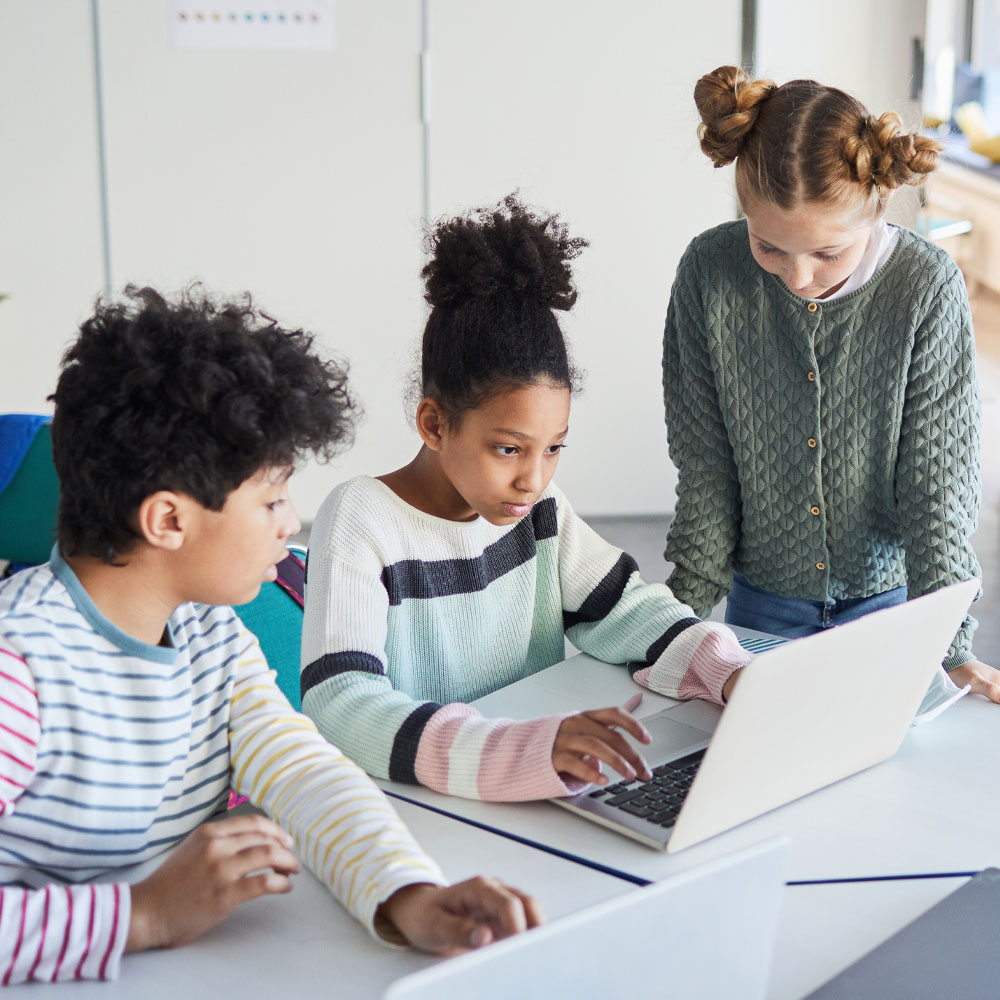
top-left (943, 617), bottom-right (977, 672)
top-left (414, 703), bottom-right (583, 801)
top-left (475, 713), bottom-right (585, 800)
top-left (630, 620), bottom-right (750, 706)
top-left (944, 649), bottom-right (976, 671)
top-left (666, 566), bottom-right (722, 621)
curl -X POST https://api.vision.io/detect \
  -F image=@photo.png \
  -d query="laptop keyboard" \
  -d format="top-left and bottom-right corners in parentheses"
top-left (585, 749), bottom-right (706, 827)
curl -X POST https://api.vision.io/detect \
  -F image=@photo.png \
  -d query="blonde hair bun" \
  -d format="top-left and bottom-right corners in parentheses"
top-left (694, 65), bottom-right (777, 167)
top-left (842, 112), bottom-right (942, 191)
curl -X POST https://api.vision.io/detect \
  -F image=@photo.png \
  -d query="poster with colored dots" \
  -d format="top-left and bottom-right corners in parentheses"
top-left (169, 1), bottom-right (334, 49)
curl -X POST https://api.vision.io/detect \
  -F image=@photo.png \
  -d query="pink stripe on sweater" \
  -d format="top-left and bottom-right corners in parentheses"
top-left (0, 696), bottom-right (39, 725)
top-left (476, 714), bottom-right (584, 800)
top-left (26, 886), bottom-right (50, 982)
top-left (413, 703), bottom-right (582, 801)
top-left (631, 665), bottom-right (653, 688)
top-left (98, 885), bottom-right (120, 980)
top-left (74, 886), bottom-right (96, 980)
top-left (0, 719), bottom-right (37, 748)
top-left (0, 666), bottom-right (34, 696)
top-left (0, 649), bottom-right (28, 668)
top-left (3, 889), bottom-right (28, 985)
top-left (52, 887), bottom-right (72, 983)
top-left (677, 629), bottom-right (749, 704)
top-left (412, 703), bottom-right (479, 793)
top-left (0, 747), bottom-right (32, 773)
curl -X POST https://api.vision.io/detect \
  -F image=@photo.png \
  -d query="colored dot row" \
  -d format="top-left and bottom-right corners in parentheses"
top-left (176, 10), bottom-right (323, 23)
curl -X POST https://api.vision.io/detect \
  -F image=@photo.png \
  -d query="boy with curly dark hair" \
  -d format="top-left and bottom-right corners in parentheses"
top-left (0, 286), bottom-right (539, 985)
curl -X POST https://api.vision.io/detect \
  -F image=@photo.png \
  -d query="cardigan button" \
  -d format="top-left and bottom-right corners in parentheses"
top-left (808, 437), bottom-right (817, 448)
top-left (816, 562), bottom-right (826, 571)
top-left (807, 302), bottom-right (818, 313)
top-left (810, 505), bottom-right (821, 516)
top-left (807, 370), bottom-right (816, 382)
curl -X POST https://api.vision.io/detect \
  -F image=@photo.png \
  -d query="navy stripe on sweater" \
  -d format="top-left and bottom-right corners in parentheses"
top-left (380, 497), bottom-right (559, 606)
top-left (563, 552), bottom-right (639, 630)
top-left (301, 650), bottom-right (385, 696)
top-left (388, 702), bottom-right (441, 783)
top-left (628, 617), bottom-right (701, 676)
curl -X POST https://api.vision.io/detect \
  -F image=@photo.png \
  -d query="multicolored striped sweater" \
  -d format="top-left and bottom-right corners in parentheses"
top-left (301, 477), bottom-right (750, 802)
top-left (0, 550), bottom-right (445, 985)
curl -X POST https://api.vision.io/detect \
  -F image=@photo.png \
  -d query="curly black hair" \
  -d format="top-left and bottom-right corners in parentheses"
top-left (419, 194), bottom-right (588, 421)
top-left (50, 285), bottom-right (357, 563)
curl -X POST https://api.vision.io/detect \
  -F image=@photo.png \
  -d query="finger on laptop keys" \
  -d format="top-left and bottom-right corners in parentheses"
top-left (619, 692), bottom-right (652, 780)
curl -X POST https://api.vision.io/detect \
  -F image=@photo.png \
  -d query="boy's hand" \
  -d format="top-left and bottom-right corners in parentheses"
top-left (552, 698), bottom-right (652, 786)
top-left (126, 814), bottom-right (301, 953)
top-left (948, 659), bottom-right (1000, 703)
top-left (378, 878), bottom-right (543, 955)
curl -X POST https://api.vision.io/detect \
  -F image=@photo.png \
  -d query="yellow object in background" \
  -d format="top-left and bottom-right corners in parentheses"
top-left (955, 102), bottom-right (1000, 163)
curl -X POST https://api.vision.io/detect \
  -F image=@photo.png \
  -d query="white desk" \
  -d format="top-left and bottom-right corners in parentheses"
top-left (22, 646), bottom-right (997, 998)
top-left (377, 651), bottom-right (1000, 884)
top-left (22, 803), bottom-right (976, 1000)
top-left (23, 799), bottom-right (631, 999)
top-left (771, 876), bottom-right (969, 999)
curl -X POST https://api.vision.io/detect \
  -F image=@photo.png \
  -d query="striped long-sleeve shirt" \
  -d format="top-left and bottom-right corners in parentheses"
top-left (301, 477), bottom-right (750, 802)
top-left (0, 550), bottom-right (445, 985)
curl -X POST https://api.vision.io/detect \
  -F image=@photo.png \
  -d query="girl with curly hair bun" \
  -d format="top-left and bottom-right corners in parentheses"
top-left (663, 66), bottom-right (997, 702)
top-left (301, 195), bottom-right (753, 802)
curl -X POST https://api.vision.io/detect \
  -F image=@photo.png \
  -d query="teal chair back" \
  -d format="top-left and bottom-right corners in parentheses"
top-left (0, 420), bottom-right (59, 566)
top-left (232, 548), bottom-right (306, 710)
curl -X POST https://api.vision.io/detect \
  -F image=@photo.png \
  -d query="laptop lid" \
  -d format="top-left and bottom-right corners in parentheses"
top-left (384, 838), bottom-right (789, 1000)
top-left (805, 868), bottom-right (1000, 998)
top-left (667, 578), bottom-right (978, 853)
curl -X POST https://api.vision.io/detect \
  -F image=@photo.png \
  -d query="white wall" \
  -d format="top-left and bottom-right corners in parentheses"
top-left (427, 0), bottom-right (742, 516)
top-left (0, 2), bottom-right (106, 414)
top-left (94, 1), bottom-right (428, 520)
top-left (1, 0), bottom-right (745, 521)
top-left (3, 2), bottom-right (927, 521)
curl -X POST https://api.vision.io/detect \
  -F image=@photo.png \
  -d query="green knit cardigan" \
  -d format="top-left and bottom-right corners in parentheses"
top-left (662, 220), bottom-right (981, 669)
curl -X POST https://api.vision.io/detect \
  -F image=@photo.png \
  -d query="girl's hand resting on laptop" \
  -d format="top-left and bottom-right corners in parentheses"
top-left (552, 701), bottom-right (653, 785)
top-left (948, 659), bottom-right (1000, 703)
top-left (378, 878), bottom-right (544, 955)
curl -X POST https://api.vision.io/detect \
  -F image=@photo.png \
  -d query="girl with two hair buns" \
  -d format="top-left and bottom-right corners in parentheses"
top-left (663, 66), bottom-right (998, 701)
top-left (301, 195), bottom-right (752, 801)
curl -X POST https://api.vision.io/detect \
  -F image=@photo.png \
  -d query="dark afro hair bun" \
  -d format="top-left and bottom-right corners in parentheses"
top-left (421, 193), bottom-right (589, 312)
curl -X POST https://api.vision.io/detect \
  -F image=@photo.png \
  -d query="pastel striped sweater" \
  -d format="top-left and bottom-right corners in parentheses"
top-left (301, 477), bottom-right (750, 802)
top-left (0, 551), bottom-right (445, 985)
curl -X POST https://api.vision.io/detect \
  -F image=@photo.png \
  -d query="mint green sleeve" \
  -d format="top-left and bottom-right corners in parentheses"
top-left (895, 263), bottom-right (981, 669)
top-left (661, 245), bottom-right (741, 618)
top-left (554, 488), bottom-right (749, 706)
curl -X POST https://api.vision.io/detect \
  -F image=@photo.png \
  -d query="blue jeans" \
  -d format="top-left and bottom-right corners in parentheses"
top-left (725, 572), bottom-right (907, 638)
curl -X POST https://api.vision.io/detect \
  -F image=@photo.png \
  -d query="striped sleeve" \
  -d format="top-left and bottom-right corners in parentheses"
top-left (226, 632), bottom-right (447, 945)
top-left (554, 492), bottom-right (750, 705)
top-left (0, 883), bottom-right (130, 984)
top-left (301, 553), bottom-right (582, 801)
top-left (0, 639), bottom-right (130, 983)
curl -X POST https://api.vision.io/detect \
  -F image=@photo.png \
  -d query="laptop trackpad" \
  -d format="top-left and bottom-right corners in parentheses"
top-left (640, 713), bottom-right (712, 762)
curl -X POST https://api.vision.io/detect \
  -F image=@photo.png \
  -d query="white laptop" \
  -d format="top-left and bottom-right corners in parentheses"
top-left (384, 838), bottom-right (789, 1000)
top-left (553, 579), bottom-right (978, 852)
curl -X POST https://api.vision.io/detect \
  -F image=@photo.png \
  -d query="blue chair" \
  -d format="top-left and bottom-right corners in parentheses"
top-left (233, 546), bottom-right (307, 710)
top-left (0, 415), bottom-right (59, 570)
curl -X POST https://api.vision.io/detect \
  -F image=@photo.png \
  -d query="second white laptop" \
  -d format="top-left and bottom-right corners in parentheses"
top-left (385, 837), bottom-right (789, 1000)
top-left (553, 579), bottom-right (978, 852)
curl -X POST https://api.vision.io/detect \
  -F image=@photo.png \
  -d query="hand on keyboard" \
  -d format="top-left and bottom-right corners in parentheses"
top-left (552, 704), bottom-right (653, 786)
